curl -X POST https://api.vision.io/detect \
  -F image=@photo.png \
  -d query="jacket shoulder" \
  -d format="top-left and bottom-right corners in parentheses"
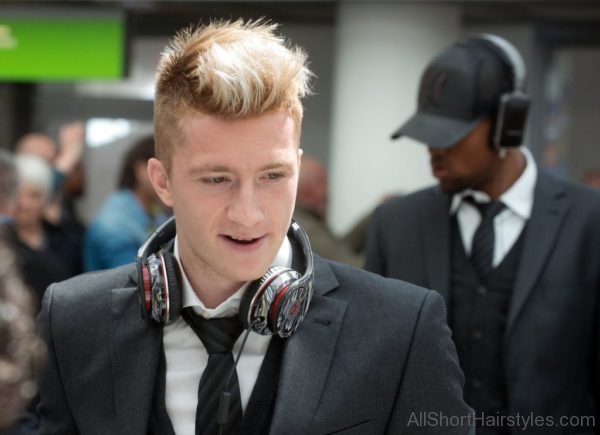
top-left (537, 171), bottom-right (600, 217)
top-left (44, 263), bottom-right (137, 308)
top-left (324, 259), bottom-right (437, 316)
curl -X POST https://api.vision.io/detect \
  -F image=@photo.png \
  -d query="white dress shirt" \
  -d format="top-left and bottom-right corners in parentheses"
top-left (163, 236), bottom-right (293, 435)
top-left (450, 147), bottom-right (537, 266)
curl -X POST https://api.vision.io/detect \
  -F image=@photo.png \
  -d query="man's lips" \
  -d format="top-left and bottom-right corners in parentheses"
top-left (228, 235), bottom-right (259, 243)
top-left (221, 234), bottom-right (265, 248)
top-left (431, 163), bottom-right (449, 179)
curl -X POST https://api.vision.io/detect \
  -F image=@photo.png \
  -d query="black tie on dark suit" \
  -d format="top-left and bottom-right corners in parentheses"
top-left (465, 197), bottom-right (506, 277)
top-left (182, 308), bottom-right (244, 435)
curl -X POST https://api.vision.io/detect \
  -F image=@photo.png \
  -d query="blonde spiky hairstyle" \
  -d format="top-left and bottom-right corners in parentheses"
top-left (154, 19), bottom-right (313, 170)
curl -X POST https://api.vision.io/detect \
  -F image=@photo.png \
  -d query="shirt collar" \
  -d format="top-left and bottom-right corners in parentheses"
top-left (450, 146), bottom-right (537, 219)
top-left (173, 234), bottom-right (293, 319)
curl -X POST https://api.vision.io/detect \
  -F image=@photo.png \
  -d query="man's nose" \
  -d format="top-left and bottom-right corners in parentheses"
top-left (428, 146), bottom-right (443, 155)
top-left (226, 183), bottom-right (264, 227)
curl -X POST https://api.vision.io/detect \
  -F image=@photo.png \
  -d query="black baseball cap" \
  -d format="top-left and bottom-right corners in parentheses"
top-left (391, 38), bottom-right (511, 148)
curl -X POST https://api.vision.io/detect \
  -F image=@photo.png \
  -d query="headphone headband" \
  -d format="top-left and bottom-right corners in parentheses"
top-left (467, 33), bottom-right (530, 149)
top-left (474, 33), bottom-right (527, 94)
top-left (136, 216), bottom-right (176, 263)
top-left (288, 220), bottom-right (314, 285)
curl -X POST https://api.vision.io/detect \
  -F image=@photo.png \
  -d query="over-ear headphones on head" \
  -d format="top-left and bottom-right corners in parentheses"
top-left (471, 33), bottom-right (530, 149)
top-left (136, 216), bottom-right (315, 338)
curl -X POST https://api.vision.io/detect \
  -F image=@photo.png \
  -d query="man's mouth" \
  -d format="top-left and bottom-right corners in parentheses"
top-left (431, 164), bottom-right (449, 179)
top-left (430, 156), bottom-right (446, 167)
top-left (227, 235), bottom-right (259, 245)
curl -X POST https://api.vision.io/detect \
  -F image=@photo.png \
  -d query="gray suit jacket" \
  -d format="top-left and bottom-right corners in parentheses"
top-left (36, 255), bottom-right (473, 435)
top-left (365, 172), bottom-right (600, 433)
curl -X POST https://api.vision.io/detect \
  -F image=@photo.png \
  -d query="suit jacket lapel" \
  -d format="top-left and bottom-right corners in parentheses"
top-left (270, 257), bottom-right (347, 434)
top-left (111, 271), bottom-right (163, 435)
top-left (506, 173), bottom-right (569, 337)
top-left (422, 188), bottom-right (452, 303)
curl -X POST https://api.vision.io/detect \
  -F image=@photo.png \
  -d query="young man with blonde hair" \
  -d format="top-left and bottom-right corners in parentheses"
top-left (36, 20), bottom-right (473, 434)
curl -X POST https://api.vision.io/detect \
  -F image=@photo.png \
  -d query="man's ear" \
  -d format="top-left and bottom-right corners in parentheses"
top-left (147, 157), bottom-right (174, 207)
top-left (297, 147), bottom-right (303, 172)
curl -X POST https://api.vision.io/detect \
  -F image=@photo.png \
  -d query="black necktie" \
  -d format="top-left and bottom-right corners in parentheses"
top-left (466, 197), bottom-right (506, 277)
top-left (182, 308), bottom-right (244, 435)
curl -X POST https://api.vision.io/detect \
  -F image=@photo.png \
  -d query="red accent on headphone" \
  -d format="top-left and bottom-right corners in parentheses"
top-left (253, 271), bottom-right (281, 310)
top-left (269, 283), bottom-right (291, 323)
top-left (142, 266), bottom-right (152, 312)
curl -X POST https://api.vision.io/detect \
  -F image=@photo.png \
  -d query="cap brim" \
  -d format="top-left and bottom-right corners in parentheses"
top-left (390, 112), bottom-right (483, 149)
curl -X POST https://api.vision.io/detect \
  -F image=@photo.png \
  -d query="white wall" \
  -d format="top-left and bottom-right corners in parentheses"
top-left (559, 47), bottom-right (600, 180)
top-left (278, 23), bottom-right (335, 166)
top-left (328, 3), bottom-right (462, 235)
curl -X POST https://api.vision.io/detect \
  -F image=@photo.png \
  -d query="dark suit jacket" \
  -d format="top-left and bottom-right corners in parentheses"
top-left (365, 172), bottom-right (600, 434)
top-left (36, 255), bottom-right (473, 435)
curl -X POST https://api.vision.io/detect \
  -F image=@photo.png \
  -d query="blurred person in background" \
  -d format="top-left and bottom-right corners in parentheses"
top-left (293, 155), bottom-right (365, 267)
top-left (0, 153), bottom-right (46, 433)
top-left (583, 169), bottom-right (600, 189)
top-left (15, 121), bottom-right (85, 204)
top-left (2, 150), bottom-right (70, 309)
top-left (11, 154), bottom-right (70, 306)
top-left (0, 241), bottom-right (44, 431)
top-left (84, 135), bottom-right (167, 271)
top-left (0, 150), bottom-right (18, 231)
top-left (365, 34), bottom-right (600, 434)
top-left (15, 122), bottom-right (86, 277)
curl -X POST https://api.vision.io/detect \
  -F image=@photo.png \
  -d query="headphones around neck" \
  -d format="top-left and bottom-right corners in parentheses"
top-left (472, 33), bottom-right (530, 150)
top-left (136, 216), bottom-right (315, 338)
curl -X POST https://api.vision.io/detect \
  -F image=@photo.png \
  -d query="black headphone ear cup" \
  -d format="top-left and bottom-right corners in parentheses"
top-left (161, 252), bottom-right (182, 323)
top-left (471, 35), bottom-right (529, 149)
top-left (239, 266), bottom-right (304, 337)
top-left (268, 280), bottom-right (312, 337)
top-left (239, 267), bottom-right (287, 331)
top-left (136, 216), bottom-right (177, 321)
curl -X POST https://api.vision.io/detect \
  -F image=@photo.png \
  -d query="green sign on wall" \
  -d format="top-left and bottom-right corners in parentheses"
top-left (0, 18), bottom-right (124, 81)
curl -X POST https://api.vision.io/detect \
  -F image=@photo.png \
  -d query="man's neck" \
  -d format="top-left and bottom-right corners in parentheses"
top-left (177, 248), bottom-right (245, 310)
top-left (189, 274), bottom-right (243, 310)
top-left (481, 149), bottom-right (526, 200)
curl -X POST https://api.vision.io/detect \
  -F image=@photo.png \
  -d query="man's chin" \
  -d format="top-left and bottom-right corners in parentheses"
top-left (437, 178), bottom-right (468, 195)
top-left (229, 265), bottom-right (273, 284)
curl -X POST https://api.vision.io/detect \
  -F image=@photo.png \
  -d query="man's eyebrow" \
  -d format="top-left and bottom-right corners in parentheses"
top-left (260, 161), bottom-right (292, 171)
top-left (187, 164), bottom-right (231, 175)
top-left (187, 161), bottom-right (293, 175)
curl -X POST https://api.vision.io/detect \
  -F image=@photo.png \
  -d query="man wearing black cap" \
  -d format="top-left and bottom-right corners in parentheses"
top-left (365, 35), bottom-right (600, 434)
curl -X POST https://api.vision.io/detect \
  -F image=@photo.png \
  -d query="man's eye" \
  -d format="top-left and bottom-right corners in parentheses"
top-left (202, 176), bottom-right (227, 184)
top-left (265, 172), bottom-right (284, 180)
